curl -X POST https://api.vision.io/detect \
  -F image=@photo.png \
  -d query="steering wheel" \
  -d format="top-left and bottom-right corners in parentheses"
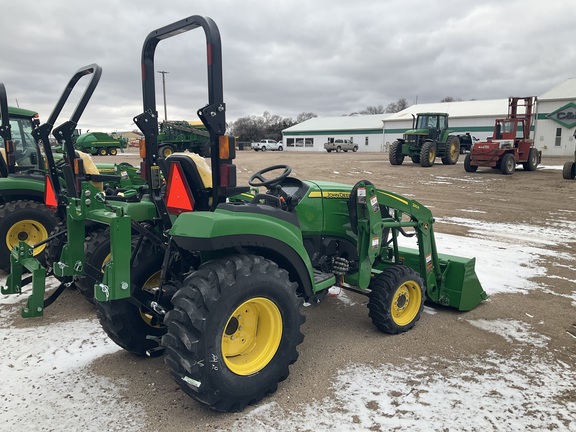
top-left (249, 164), bottom-right (292, 188)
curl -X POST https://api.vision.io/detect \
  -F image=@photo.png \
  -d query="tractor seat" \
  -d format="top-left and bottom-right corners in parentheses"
top-left (76, 150), bottom-right (103, 190)
top-left (166, 152), bottom-right (214, 210)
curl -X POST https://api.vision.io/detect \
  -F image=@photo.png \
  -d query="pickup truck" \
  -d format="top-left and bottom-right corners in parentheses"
top-left (251, 139), bottom-right (283, 151)
top-left (324, 139), bottom-right (358, 153)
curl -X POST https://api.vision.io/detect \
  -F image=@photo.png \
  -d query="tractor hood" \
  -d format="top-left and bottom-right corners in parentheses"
top-left (403, 128), bottom-right (430, 136)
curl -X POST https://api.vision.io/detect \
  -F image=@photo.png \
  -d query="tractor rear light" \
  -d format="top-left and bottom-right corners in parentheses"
top-left (219, 136), bottom-right (229, 159)
top-left (219, 164), bottom-right (237, 188)
top-left (44, 175), bottom-right (58, 209)
top-left (73, 158), bottom-right (82, 175)
top-left (5, 139), bottom-right (14, 153)
top-left (139, 139), bottom-right (146, 158)
top-left (219, 135), bottom-right (236, 160)
top-left (220, 164), bottom-right (230, 187)
top-left (165, 162), bottom-right (194, 214)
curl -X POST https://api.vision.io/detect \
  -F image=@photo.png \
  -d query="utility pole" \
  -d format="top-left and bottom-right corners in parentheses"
top-left (158, 70), bottom-right (169, 121)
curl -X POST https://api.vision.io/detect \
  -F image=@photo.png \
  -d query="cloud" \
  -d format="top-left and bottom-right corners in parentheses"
top-left (1, 0), bottom-right (575, 132)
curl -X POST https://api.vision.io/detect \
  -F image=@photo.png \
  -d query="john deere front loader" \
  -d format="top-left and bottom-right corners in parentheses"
top-left (2, 15), bottom-right (487, 413)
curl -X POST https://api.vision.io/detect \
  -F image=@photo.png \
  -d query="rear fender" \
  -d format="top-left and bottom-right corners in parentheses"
top-left (169, 208), bottom-right (315, 297)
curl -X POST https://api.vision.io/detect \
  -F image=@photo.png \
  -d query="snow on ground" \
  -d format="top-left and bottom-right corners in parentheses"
top-left (0, 280), bottom-right (146, 431)
top-left (233, 349), bottom-right (576, 431)
top-left (1, 203), bottom-right (575, 431)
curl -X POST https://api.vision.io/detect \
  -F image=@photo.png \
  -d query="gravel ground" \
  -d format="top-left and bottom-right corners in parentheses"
top-left (1, 150), bottom-right (575, 431)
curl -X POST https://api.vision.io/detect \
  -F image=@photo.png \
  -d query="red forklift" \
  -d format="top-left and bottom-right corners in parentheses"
top-left (464, 97), bottom-right (541, 175)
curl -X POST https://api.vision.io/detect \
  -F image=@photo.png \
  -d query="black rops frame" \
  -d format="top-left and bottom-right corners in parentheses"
top-left (32, 64), bottom-right (102, 206)
top-left (134, 15), bottom-right (229, 226)
top-left (0, 83), bottom-right (11, 177)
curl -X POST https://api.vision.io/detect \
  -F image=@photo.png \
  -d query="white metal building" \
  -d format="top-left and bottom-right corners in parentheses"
top-left (281, 114), bottom-right (388, 152)
top-left (281, 78), bottom-right (576, 156)
top-left (534, 78), bottom-right (576, 156)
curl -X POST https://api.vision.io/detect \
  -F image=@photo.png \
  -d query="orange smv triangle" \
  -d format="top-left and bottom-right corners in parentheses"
top-left (44, 175), bottom-right (58, 209)
top-left (165, 162), bottom-right (194, 214)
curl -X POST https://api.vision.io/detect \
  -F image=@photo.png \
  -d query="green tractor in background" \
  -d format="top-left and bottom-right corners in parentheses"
top-left (2, 16), bottom-right (487, 413)
top-left (389, 112), bottom-right (460, 167)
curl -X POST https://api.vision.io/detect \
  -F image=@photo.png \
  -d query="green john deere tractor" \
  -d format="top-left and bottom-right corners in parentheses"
top-left (0, 73), bottom-right (144, 273)
top-left (2, 15), bottom-right (487, 413)
top-left (389, 112), bottom-right (460, 167)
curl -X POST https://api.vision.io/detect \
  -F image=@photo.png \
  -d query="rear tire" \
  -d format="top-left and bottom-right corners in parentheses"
top-left (500, 153), bottom-right (516, 175)
top-left (563, 161), bottom-right (576, 179)
top-left (522, 148), bottom-right (539, 171)
top-left (464, 153), bottom-right (477, 172)
top-left (410, 155), bottom-right (421, 164)
top-left (368, 266), bottom-right (425, 334)
top-left (389, 140), bottom-right (404, 165)
top-left (97, 239), bottom-right (166, 356)
top-left (0, 200), bottom-right (59, 273)
top-left (352, 146), bottom-right (358, 152)
top-left (44, 221), bottom-right (67, 281)
top-left (109, 148), bottom-right (118, 156)
top-left (261, 146), bottom-right (267, 151)
top-left (420, 141), bottom-right (436, 167)
top-left (162, 254), bottom-right (304, 412)
top-left (441, 135), bottom-right (460, 165)
top-left (99, 148), bottom-right (108, 156)
top-left (75, 228), bottom-right (111, 303)
top-left (336, 146), bottom-right (341, 153)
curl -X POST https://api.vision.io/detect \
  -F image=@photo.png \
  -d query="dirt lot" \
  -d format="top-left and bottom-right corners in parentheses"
top-left (2, 150), bottom-right (575, 431)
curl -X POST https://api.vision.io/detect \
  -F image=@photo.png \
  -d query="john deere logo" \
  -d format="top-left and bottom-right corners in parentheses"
top-left (546, 102), bottom-right (576, 128)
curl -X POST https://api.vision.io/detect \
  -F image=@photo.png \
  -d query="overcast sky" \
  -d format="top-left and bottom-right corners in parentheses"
top-left (1, 0), bottom-right (575, 133)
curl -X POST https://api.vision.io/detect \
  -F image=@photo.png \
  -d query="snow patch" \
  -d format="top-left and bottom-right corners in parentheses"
top-left (467, 318), bottom-right (550, 347)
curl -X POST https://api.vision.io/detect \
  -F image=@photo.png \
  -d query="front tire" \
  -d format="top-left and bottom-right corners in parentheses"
top-left (367, 266), bottom-right (425, 334)
top-left (464, 153), bottom-right (477, 172)
top-left (98, 148), bottom-right (108, 156)
top-left (420, 141), bottom-right (436, 167)
top-left (97, 239), bottom-right (166, 356)
top-left (278, 145), bottom-right (283, 151)
top-left (352, 146), bottom-right (358, 152)
top-left (441, 135), bottom-right (460, 165)
top-left (109, 148), bottom-right (118, 156)
top-left (162, 254), bottom-right (304, 412)
top-left (0, 200), bottom-right (59, 273)
top-left (500, 153), bottom-right (516, 175)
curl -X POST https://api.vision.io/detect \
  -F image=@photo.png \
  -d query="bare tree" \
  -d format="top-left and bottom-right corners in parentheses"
top-left (385, 98), bottom-right (409, 113)
top-left (229, 112), bottom-right (297, 142)
top-left (440, 96), bottom-right (463, 102)
top-left (360, 105), bottom-right (385, 115)
top-left (296, 112), bottom-right (317, 123)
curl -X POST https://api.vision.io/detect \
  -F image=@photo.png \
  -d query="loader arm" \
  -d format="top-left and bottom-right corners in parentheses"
top-left (350, 180), bottom-right (487, 311)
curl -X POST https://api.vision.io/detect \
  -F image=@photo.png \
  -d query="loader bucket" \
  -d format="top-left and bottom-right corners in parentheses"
top-left (436, 252), bottom-right (488, 311)
top-left (398, 247), bottom-right (488, 311)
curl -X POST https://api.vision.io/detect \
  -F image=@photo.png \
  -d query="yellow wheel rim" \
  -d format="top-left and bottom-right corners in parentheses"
top-left (139, 271), bottom-right (162, 327)
top-left (222, 297), bottom-right (283, 376)
top-left (391, 280), bottom-right (422, 326)
top-left (163, 148), bottom-right (173, 157)
top-left (6, 219), bottom-right (49, 256)
top-left (449, 141), bottom-right (459, 159)
top-left (428, 147), bottom-right (436, 163)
